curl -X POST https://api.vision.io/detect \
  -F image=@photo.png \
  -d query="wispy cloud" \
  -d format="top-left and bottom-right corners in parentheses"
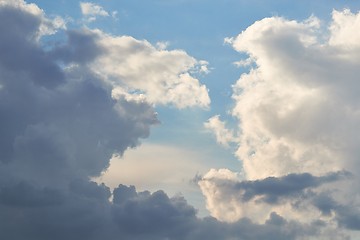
top-left (80, 2), bottom-right (109, 22)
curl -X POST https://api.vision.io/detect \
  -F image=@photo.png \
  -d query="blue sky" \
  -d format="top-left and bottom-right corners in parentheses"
top-left (3, 0), bottom-right (360, 239)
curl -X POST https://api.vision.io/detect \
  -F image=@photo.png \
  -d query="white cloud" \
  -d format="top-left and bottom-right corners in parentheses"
top-left (156, 41), bottom-right (169, 50)
top-left (229, 10), bottom-right (360, 180)
top-left (329, 9), bottom-right (360, 48)
top-left (204, 115), bottom-right (237, 147)
top-left (198, 169), bottom-right (245, 222)
top-left (91, 31), bottom-right (210, 108)
top-left (199, 9), bottom-right (360, 235)
top-left (233, 57), bottom-right (254, 68)
top-left (80, 2), bottom-right (109, 17)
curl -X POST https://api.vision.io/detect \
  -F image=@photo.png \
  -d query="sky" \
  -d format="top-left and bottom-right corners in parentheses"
top-left (2, 0), bottom-right (360, 239)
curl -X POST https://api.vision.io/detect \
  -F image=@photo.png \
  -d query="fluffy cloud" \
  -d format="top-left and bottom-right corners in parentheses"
top-left (204, 115), bottom-right (237, 147)
top-left (229, 11), bottom-right (360, 180)
top-left (200, 9), bottom-right (360, 238)
top-left (80, 2), bottom-right (109, 22)
top-left (80, 2), bottom-right (109, 17)
top-left (95, 33), bottom-right (211, 108)
top-left (51, 28), bottom-right (210, 108)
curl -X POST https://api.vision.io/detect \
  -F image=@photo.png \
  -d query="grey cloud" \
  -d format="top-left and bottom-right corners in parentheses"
top-left (0, 182), bottom-right (321, 240)
top-left (236, 171), bottom-right (351, 204)
top-left (112, 185), bottom-right (198, 239)
top-left (50, 29), bottom-right (104, 64)
top-left (202, 171), bottom-right (350, 206)
top-left (312, 192), bottom-right (360, 231)
top-left (312, 192), bottom-right (338, 216)
top-left (337, 208), bottom-right (360, 231)
top-left (0, 6), bottom-right (64, 88)
top-left (111, 185), bottom-right (319, 240)
top-left (0, 181), bottom-right (64, 207)
top-left (0, 0), bottom-right (157, 213)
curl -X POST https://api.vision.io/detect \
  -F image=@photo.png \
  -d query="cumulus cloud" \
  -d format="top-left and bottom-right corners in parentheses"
top-left (200, 8), bottom-right (360, 238)
top-left (95, 33), bottom-right (211, 108)
top-left (228, 11), bottom-right (360, 180)
top-left (51, 28), bottom-right (210, 108)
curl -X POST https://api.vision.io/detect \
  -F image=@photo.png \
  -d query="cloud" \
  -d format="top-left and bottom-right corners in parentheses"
top-left (110, 184), bottom-right (324, 240)
top-left (200, 8), bottom-right (360, 237)
top-left (95, 33), bottom-right (211, 108)
top-left (6, 180), bottom-right (314, 240)
top-left (0, 1), bottom-right (322, 240)
top-left (80, 2), bottom-right (109, 22)
top-left (0, 2), bottom-right (217, 239)
top-left (235, 171), bottom-right (350, 204)
top-left (0, 0), bottom-right (210, 183)
top-left (1, 1), bottom-right (358, 239)
top-left (80, 2), bottom-right (109, 16)
top-left (51, 27), bottom-right (210, 108)
top-left (199, 169), bottom-right (350, 222)
top-left (227, 11), bottom-right (360, 181)
top-left (204, 115), bottom-right (237, 147)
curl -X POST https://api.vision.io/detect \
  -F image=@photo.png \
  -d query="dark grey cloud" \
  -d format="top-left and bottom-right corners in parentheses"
top-left (110, 185), bottom-right (321, 240)
top-left (236, 171), bottom-right (351, 204)
top-left (312, 192), bottom-right (360, 231)
top-left (0, 181), bottom-right (64, 207)
top-left (0, 5), bottom-right (64, 88)
top-left (0, 181), bottom-right (321, 240)
top-left (0, 2), bottom-right (158, 238)
top-left (50, 29), bottom-right (104, 64)
top-left (0, 4), bottom-right (158, 181)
